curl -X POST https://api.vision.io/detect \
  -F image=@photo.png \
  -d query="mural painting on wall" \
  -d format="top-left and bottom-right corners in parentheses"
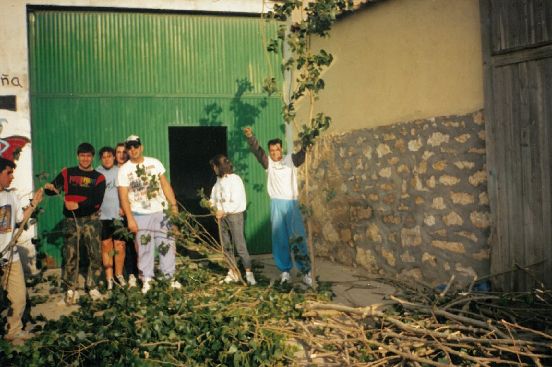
top-left (0, 95), bottom-right (30, 161)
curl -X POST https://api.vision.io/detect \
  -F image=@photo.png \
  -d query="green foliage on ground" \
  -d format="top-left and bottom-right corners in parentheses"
top-left (0, 260), bottom-right (330, 366)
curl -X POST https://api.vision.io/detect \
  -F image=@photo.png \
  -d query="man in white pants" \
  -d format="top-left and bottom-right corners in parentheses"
top-left (117, 135), bottom-right (181, 294)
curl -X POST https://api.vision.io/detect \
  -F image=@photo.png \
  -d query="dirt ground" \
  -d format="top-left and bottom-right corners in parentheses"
top-left (26, 254), bottom-right (394, 323)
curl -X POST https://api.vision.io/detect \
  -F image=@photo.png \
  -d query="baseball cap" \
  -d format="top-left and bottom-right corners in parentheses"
top-left (125, 135), bottom-right (141, 147)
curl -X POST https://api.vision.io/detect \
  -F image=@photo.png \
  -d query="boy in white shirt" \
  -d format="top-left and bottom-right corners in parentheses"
top-left (209, 154), bottom-right (256, 285)
top-left (244, 128), bottom-right (312, 286)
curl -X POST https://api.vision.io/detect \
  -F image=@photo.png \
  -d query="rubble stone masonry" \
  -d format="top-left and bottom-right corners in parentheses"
top-left (303, 110), bottom-right (490, 287)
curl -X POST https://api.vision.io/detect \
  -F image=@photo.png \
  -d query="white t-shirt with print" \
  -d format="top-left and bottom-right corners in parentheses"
top-left (267, 153), bottom-right (299, 200)
top-left (117, 157), bottom-right (168, 215)
top-left (0, 189), bottom-right (23, 261)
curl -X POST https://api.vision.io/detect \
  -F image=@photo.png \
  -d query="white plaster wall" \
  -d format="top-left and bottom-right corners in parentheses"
top-left (0, 0), bottom-right (271, 255)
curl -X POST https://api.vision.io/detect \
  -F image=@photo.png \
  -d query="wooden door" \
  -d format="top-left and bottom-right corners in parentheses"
top-left (480, 0), bottom-right (552, 291)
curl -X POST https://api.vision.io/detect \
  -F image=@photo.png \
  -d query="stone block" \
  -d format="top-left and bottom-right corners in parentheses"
top-left (397, 164), bottom-right (410, 174)
top-left (478, 130), bottom-right (486, 141)
top-left (353, 206), bottom-right (373, 220)
top-left (356, 247), bottom-right (378, 272)
top-left (340, 228), bottom-right (352, 242)
top-left (469, 170), bottom-right (487, 186)
top-left (381, 248), bottom-right (396, 266)
top-left (443, 211), bottom-right (463, 226)
top-left (415, 196), bottom-right (425, 205)
top-left (472, 248), bottom-right (490, 261)
top-left (431, 197), bottom-right (446, 210)
top-left (379, 167), bottom-right (392, 178)
top-left (322, 222), bottom-right (340, 242)
top-left (399, 268), bottom-right (422, 281)
top-left (427, 132), bottom-right (450, 147)
top-left (368, 193), bottom-right (379, 202)
top-left (422, 252), bottom-right (437, 267)
top-left (380, 183), bottom-right (394, 191)
top-left (470, 211), bottom-right (490, 229)
top-left (424, 215), bottom-right (436, 226)
top-left (426, 176), bottom-right (436, 188)
top-left (432, 160), bottom-right (447, 171)
top-left (454, 133), bottom-right (471, 143)
top-left (366, 223), bottom-right (382, 242)
top-left (401, 225), bottom-right (422, 247)
top-left (383, 215), bottom-right (401, 225)
top-left (388, 156), bottom-right (400, 165)
top-left (377, 143), bottom-right (391, 158)
top-left (417, 161), bottom-right (428, 174)
top-left (455, 263), bottom-right (477, 278)
top-left (363, 146), bottom-right (373, 159)
top-left (431, 240), bottom-right (466, 254)
top-left (456, 231), bottom-right (478, 242)
top-left (394, 139), bottom-right (406, 153)
top-left (453, 161), bottom-right (475, 170)
top-left (408, 138), bottom-right (423, 152)
top-left (400, 250), bottom-right (416, 263)
top-left (383, 193), bottom-right (396, 205)
top-left (468, 147), bottom-right (486, 154)
top-left (450, 192), bottom-right (475, 205)
top-left (422, 151), bottom-right (435, 160)
top-left (479, 191), bottom-right (489, 205)
top-left (473, 111), bottom-right (484, 125)
top-left (432, 229), bottom-right (447, 236)
top-left (383, 133), bottom-right (396, 141)
top-left (439, 175), bottom-right (460, 186)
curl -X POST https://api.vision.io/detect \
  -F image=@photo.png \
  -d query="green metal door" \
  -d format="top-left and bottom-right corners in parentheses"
top-left (28, 8), bottom-right (283, 266)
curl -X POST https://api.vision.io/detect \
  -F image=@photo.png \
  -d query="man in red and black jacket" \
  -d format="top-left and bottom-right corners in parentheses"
top-left (45, 142), bottom-right (106, 304)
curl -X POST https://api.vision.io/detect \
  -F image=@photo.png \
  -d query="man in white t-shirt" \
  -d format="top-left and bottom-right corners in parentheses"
top-left (0, 157), bottom-right (43, 345)
top-left (244, 128), bottom-right (312, 286)
top-left (117, 135), bottom-right (181, 294)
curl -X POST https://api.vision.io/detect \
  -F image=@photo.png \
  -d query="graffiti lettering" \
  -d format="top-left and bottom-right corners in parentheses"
top-left (0, 74), bottom-right (23, 88)
top-left (0, 117), bottom-right (30, 161)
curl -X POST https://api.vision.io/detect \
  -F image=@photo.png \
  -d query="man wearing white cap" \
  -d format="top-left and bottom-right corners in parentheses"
top-left (116, 135), bottom-right (181, 293)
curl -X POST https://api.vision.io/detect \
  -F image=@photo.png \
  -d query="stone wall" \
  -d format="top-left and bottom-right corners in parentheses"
top-left (305, 110), bottom-right (490, 287)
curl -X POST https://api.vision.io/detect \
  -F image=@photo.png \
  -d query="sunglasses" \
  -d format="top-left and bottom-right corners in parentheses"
top-left (125, 142), bottom-right (141, 149)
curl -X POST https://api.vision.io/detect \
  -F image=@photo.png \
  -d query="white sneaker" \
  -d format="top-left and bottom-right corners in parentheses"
top-left (245, 271), bottom-right (257, 286)
top-left (280, 272), bottom-right (291, 284)
top-left (170, 280), bottom-right (182, 289)
top-left (89, 288), bottom-right (103, 301)
top-left (128, 274), bottom-right (137, 288)
top-left (141, 278), bottom-right (152, 294)
top-left (107, 279), bottom-right (113, 291)
top-left (115, 275), bottom-right (127, 287)
top-left (224, 270), bottom-right (239, 284)
top-left (302, 272), bottom-right (313, 287)
top-left (64, 289), bottom-right (80, 305)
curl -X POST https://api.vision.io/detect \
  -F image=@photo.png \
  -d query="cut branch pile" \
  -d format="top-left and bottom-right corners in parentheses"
top-left (278, 280), bottom-right (552, 366)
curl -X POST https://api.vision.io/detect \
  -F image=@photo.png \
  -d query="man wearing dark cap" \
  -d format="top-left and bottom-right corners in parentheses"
top-left (44, 142), bottom-right (106, 303)
top-left (116, 135), bottom-right (181, 294)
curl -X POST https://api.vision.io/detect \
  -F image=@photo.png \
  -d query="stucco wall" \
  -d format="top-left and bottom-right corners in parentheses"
top-left (296, 0), bottom-right (484, 133)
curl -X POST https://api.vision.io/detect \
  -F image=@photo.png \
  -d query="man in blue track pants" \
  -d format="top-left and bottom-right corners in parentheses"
top-left (244, 127), bottom-right (312, 286)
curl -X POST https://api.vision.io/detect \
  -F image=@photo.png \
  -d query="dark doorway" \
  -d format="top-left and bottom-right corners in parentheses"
top-left (169, 126), bottom-right (227, 241)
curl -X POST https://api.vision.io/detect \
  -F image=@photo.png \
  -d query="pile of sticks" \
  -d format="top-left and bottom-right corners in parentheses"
top-left (286, 282), bottom-right (552, 366)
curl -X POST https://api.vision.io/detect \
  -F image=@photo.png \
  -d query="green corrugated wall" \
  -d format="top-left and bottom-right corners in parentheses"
top-left (28, 9), bottom-right (284, 266)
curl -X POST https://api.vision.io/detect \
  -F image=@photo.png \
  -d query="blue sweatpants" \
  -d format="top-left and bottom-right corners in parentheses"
top-left (270, 199), bottom-right (310, 273)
